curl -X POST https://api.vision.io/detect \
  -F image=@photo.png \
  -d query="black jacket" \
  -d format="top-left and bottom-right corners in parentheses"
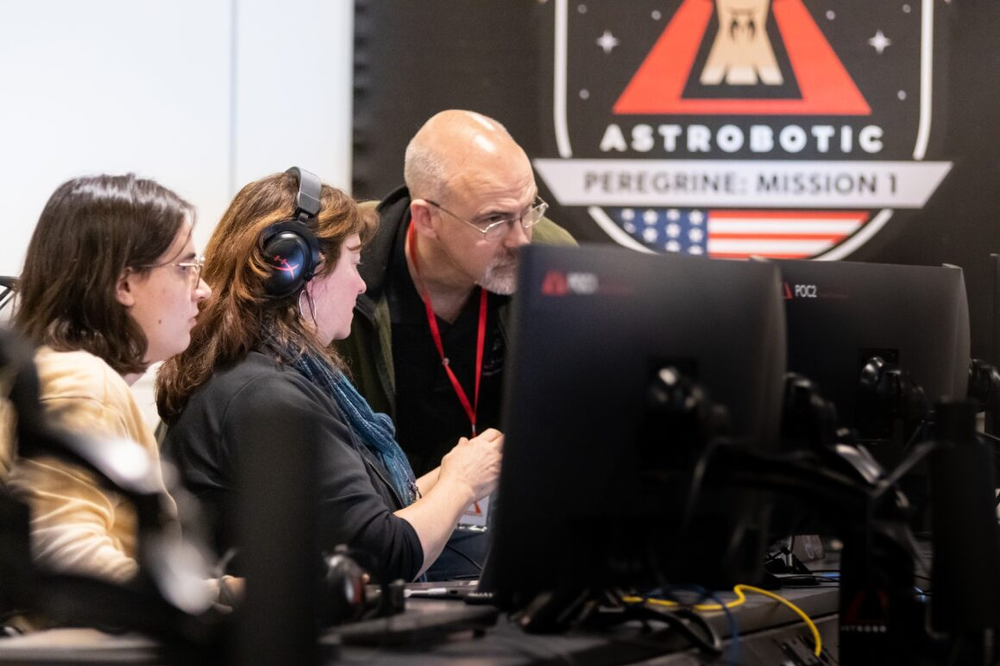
top-left (335, 186), bottom-right (577, 418)
top-left (162, 351), bottom-right (423, 582)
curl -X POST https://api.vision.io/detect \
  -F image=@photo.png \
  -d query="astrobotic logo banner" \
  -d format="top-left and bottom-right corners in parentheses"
top-left (534, 0), bottom-right (953, 260)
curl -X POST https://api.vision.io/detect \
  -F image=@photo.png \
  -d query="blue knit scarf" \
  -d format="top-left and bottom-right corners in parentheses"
top-left (276, 343), bottom-right (418, 507)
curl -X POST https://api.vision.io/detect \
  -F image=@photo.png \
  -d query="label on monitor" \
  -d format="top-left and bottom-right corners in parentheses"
top-left (459, 496), bottom-right (489, 528)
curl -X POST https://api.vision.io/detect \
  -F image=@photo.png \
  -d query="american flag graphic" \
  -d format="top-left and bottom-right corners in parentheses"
top-left (610, 208), bottom-right (869, 259)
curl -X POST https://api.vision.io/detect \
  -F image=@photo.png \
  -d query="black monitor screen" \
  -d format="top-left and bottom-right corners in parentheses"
top-left (776, 259), bottom-right (970, 462)
top-left (989, 253), bottom-right (1000, 436)
top-left (487, 244), bottom-right (787, 610)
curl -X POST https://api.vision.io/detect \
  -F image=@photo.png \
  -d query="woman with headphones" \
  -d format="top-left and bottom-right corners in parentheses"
top-left (6, 174), bottom-right (212, 585)
top-left (156, 169), bottom-right (502, 582)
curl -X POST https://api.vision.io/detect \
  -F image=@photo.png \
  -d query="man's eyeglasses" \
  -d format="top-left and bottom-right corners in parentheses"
top-left (139, 256), bottom-right (205, 286)
top-left (425, 197), bottom-right (549, 242)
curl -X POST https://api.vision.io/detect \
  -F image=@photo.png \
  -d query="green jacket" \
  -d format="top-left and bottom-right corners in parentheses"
top-left (335, 186), bottom-right (576, 419)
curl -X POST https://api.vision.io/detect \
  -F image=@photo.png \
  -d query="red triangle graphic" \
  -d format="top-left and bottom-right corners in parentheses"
top-left (614, 0), bottom-right (871, 116)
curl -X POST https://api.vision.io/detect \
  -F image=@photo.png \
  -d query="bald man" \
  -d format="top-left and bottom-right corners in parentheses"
top-left (337, 110), bottom-right (574, 477)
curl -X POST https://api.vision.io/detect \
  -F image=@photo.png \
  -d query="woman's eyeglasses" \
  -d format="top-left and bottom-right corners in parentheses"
top-left (138, 256), bottom-right (205, 286)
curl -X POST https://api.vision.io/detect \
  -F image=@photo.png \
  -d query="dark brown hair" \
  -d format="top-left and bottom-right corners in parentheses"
top-left (16, 174), bottom-right (194, 375)
top-left (156, 171), bottom-right (376, 423)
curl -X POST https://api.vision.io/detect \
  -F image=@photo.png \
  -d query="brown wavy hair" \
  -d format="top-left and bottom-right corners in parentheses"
top-left (156, 171), bottom-right (376, 423)
top-left (16, 174), bottom-right (194, 375)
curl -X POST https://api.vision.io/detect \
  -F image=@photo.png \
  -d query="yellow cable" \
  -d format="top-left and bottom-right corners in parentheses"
top-left (622, 584), bottom-right (822, 657)
top-left (733, 585), bottom-right (822, 657)
top-left (621, 589), bottom-right (746, 611)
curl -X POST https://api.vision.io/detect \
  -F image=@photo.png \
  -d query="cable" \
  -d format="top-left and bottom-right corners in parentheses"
top-left (899, 419), bottom-right (931, 453)
top-left (623, 584), bottom-right (822, 657)
top-left (775, 574), bottom-right (840, 588)
top-left (735, 585), bottom-right (822, 657)
top-left (632, 605), bottom-right (722, 655)
top-left (700, 588), bottom-right (740, 666)
top-left (622, 590), bottom-right (745, 612)
top-left (442, 541), bottom-right (484, 574)
top-left (872, 439), bottom-right (942, 501)
top-left (621, 586), bottom-right (739, 662)
top-left (526, 589), bottom-right (721, 657)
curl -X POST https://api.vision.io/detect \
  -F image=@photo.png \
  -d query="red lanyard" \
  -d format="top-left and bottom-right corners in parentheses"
top-left (406, 223), bottom-right (488, 436)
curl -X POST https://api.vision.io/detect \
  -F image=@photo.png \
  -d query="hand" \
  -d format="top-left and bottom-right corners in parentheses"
top-left (216, 575), bottom-right (245, 610)
top-left (438, 428), bottom-right (503, 502)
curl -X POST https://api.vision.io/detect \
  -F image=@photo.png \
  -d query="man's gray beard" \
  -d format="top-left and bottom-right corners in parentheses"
top-left (480, 248), bottom-right (520, 295)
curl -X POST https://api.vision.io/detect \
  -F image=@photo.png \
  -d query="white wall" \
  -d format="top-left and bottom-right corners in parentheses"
top-left (0, 0), bottom-right (354, 275)
top-left (233, 1), bottom-right (355, 196)
top-left (0, 0), bottom-right (355, 423)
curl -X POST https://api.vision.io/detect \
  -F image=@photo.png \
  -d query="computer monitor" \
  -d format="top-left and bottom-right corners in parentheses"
top-left (988, 253), bottom-right (1000, 435)
top-left (776, 259), bottom-right (970, 467)
top-left (486, 244), bottom-right (787, 611)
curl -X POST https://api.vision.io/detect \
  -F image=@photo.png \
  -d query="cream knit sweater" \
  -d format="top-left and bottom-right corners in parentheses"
top-left (5, 347), bottom-right (177, 583)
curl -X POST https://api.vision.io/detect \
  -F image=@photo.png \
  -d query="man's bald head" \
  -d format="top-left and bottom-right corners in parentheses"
top-left (404, 110), bottom-right (530, 201)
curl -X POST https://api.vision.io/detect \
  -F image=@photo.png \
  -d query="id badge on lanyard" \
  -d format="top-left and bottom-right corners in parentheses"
top-left (459, 495), bottom-right (490, 528)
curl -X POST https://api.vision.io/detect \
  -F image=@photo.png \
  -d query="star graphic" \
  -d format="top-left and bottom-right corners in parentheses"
top-left (596, 30), bottom-right (620, 54)
top-left (868, 30), bottom-right (891, 55)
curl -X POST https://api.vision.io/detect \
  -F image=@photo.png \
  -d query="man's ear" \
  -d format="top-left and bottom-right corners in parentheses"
top-left (115, 270), bottom-right (136, 307)
top-left (409, 200), bottom-right (439, 240)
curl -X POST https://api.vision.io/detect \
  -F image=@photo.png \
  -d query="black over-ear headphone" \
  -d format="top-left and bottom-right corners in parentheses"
top-left (319, 545), bottom-right (406, 626)
top-left (260, 166), bottom-right (323, 298)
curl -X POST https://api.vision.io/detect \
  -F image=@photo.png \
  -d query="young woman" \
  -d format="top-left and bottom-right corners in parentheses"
top-left (157, 170), bottom-right (502, 582)
top-left (5, 174), bottom-right (211, 583)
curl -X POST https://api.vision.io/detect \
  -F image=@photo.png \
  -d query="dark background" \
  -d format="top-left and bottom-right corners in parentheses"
top-left (353, 0), bottom-right (1000, 362)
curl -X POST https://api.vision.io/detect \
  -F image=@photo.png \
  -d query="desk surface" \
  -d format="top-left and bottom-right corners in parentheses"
top-left (0, 586), bottom-right (839, 664)
top-left (332, 586), bottom-right (839, 665)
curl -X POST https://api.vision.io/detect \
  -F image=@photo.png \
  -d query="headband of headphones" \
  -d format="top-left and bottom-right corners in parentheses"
top-left (287, 166), bottom-right (322, 222)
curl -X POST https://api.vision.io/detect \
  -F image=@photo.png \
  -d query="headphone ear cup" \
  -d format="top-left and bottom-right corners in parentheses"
top-left (259, 167), bottom-right (324, 300)
top-left (262, 231), bottom-right (310, 298)
top-left (260, 222), bottom-right (321, 299)
top-left (320, 549), bottom-right (368, 626)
